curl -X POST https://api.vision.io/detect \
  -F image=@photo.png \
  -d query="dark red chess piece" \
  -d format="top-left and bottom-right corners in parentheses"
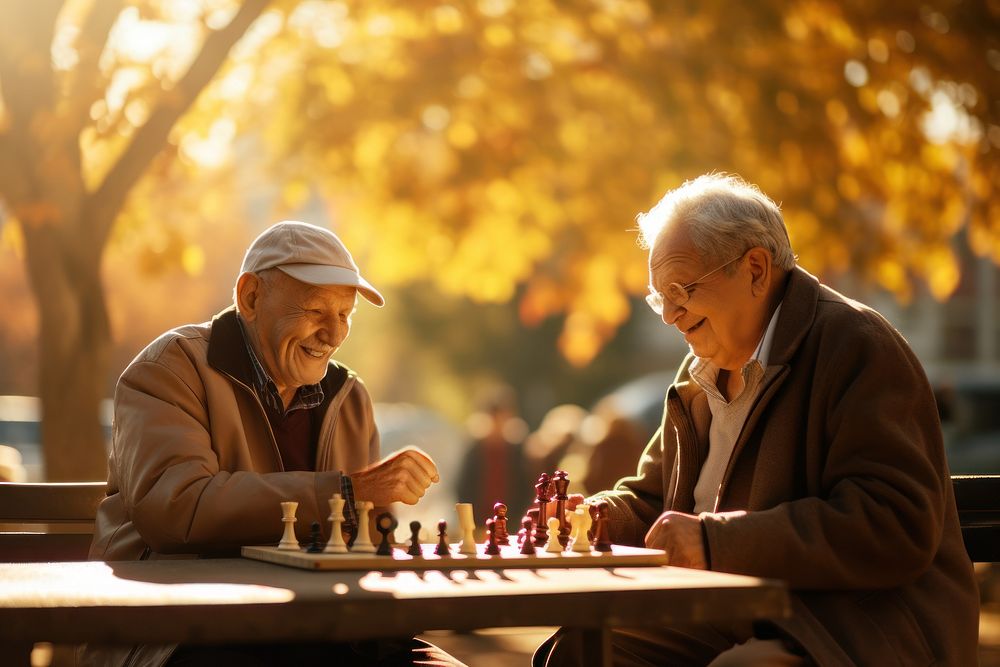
top-left (375, 512), bottom-right (397, 556)
top-left (533, 473), bottom-right (553, 547)
top-left (552, 469), bottom-right (571, 547)
top-left (484, 518), bottom-right (501, 555)
top-left (592, 501), bottom-right (612, 553)
top-left (407, 520), bottom-right (422, 556)
top-left (519, 517), bottom-right (536, 555)
top-left (493, 502), bottom-right (510, 545)
top-left (434, 519), bottom-right (451, 556)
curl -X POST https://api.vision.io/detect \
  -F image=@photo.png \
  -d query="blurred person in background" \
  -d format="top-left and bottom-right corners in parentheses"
top-left (85, 221), bottom-right (459, 667)
top-left (455, 384), bottom-right (533, 524)
top-left (522, 403), bottom-right (587, 484)
top-left (535, 173), bottom-right (979, 666)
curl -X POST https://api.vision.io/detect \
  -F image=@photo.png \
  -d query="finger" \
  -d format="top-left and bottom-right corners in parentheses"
top-left (399, 449), bottom-right (440, 482)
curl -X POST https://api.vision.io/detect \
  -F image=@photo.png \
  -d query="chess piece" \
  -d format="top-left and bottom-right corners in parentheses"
top-left (570, 505), bottom-right (594, 553)
top-left (484, 518), bottom-right (501, 555)
top-left (278, 501), bottom-right (299, 550)
top-left (534, 473), bottom-right (553, 547)
top-left (455, 502), bottom-right (477, 555)
top-left (519, 517), bottom-right (536, 555)
top-left (492, 502), bottom-right (510, 545)
top-left (544, 516), bottom-right (564, 553)
top-left (306, 521), bottom-right (324, 553)
top-left (407, 521), bottom-right (423, 556)
top-left (352, 500), bottom-right (376, 553)
top-left (552, 470), bottom-right (571, 547)
top-left (324, 494), bottom-right (348, 553)
top-left (521, 507), bottom-right (539, 545)
top-left (592, 500), bottom-right (612, 553)
top-left (434, 519), bottom-right (451, 556)
top-left (375, 512), bottom-right (398, 556)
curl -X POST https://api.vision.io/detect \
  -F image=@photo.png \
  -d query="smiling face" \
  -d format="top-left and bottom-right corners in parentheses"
top-left (649, 221), bottom-right (770, 371)
top-left (237, 269), bottom-right (357, 406)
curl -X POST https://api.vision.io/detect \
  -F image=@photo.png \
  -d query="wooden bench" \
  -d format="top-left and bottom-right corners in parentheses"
top-left (953, 474), bottom-right (1000, 563)
top-left (0, 482), bottom-right (106, 562)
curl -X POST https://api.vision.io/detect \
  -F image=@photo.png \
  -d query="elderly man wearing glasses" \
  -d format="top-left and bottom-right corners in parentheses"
top-left (534, 174), bottom-right (978, 666)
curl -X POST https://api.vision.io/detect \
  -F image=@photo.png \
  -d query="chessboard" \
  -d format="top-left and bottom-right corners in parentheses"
top-left (242, 542), bottom-right (668, 572)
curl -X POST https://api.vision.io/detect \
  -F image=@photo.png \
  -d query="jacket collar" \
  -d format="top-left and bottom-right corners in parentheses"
top-left (768, 265), bottom-right (820, 367)
top-left (206, 306), bottom-right (347, 411)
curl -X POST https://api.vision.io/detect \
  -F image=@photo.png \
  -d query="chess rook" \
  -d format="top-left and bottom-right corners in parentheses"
top-left (492, 502), bottom-right (510, 545)
top-left (277, 501), bottom-right (299, 550)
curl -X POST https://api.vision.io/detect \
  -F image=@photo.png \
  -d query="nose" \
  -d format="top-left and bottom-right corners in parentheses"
top-left (661, 302), bottom-right (684, 326)
top-left (316, 315), bottom-right (348, 347)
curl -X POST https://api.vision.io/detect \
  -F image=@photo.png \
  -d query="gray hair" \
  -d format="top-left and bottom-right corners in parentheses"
top-left (637, 173), bottom-right (796, 271)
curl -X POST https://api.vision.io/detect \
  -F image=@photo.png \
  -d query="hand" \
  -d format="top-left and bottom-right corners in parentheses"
top-left (644, 511), bottom-right (707, 570)
top-left (566, 493), bottom-right (587, 512)
top-left (349, 446), bottom-right (440, 505)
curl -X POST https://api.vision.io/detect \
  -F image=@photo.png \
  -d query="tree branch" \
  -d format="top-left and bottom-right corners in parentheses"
top-left (87, 0), bottom-right (272, 251)
top-left (65, 0), bottom-right (125, 139)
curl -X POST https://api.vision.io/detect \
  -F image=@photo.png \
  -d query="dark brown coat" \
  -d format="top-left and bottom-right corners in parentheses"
top-left (600, 267), bottom-right (979, 666)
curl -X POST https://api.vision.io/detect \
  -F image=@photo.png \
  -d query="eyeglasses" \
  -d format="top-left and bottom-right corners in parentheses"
top-left (645, 253), bottom-right (746, 314)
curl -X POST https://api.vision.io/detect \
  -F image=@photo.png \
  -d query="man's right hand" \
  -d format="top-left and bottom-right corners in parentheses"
top-left (349, 446), bottom-right (440, 505)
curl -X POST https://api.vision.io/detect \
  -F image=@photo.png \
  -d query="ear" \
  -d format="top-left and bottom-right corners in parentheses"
top-left (745, 247), bottom-right (771, 297)
top-left (236, 273), bottom-right (262, 322)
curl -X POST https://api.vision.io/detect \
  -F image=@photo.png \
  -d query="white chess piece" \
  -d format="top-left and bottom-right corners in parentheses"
top-left (278, 501), bottom-right (299, 550)
top-left (544, 516), bottom-right (564, 553)
top-left (324, 494), bottom-right (348, 553)
top-left (571, 506), bottom-right (593, 553)
top-left (455, 502), bottom-right (477, 555)
top-left (352, 500), bottom-right (376, 553)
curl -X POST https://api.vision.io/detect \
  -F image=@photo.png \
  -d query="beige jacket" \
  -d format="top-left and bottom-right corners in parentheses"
top-left (599, 267), bottom-right (979, 666)
top-left (84, 307), bottom-right (379, 665)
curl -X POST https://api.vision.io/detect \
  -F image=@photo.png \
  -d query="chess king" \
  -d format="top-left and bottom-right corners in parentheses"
top-left (534, 174), bottom-right (979, 666)
top-left (84, 222), bottom-right (462, 667)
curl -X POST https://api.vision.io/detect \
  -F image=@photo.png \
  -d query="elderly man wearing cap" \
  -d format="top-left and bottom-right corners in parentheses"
top-left (86, 221), bottom-right (456, 667)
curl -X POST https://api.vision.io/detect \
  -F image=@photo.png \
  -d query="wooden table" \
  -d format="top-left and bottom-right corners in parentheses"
top-left (0, 558), bottom-right (789, 666)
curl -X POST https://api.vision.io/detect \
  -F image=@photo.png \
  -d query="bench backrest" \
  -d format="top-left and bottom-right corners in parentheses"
top-left (953, 474), bottom-right (1000, 563)
top-left (0, 481), bottom-right (107, 562)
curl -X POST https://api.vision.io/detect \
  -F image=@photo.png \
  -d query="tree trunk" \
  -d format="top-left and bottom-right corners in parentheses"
top-left (21, 219), bottom-right (109, 482)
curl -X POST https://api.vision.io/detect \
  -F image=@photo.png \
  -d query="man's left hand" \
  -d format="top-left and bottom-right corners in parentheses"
top-left (644, 511), bottom-right (707, 569)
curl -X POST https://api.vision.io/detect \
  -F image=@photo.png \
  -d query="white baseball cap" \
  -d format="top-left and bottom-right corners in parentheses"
top-left (240, 221), bottom-right (384, 307)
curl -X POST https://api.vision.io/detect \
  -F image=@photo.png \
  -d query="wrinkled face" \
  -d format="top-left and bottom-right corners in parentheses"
top-left (241, 270), bottom-right (357, 401)
top-left (648, 222), bottom-right (761, 371)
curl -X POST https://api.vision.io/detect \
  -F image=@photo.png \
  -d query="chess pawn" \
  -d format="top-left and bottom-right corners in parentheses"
top-left (324, 494), bottom-right (348, 553)
top-left (278, 501), bottom-right (299, 550)
top-left (544, 516), bottom-right (564, 553)
top-left (492, 502), bottom-right (510, 545)
top-left (434, 519), bottom-right (451, 556)
top-left (375, 512), bottom-right (398, 557)
top-left (592, 500), bottom-right (612, 553)
top-left (519, 517), bottom-right (536, 555)
top-left (570, 506), bottom-right (594, 553)
top-left (483, 518), bottom-right (501, 555)
top-left (455, 502), bottom-right (477, 555)
top-left (352, 500), bottom-right (377, 553)
top-left (406, 521), bottom-right (423, 557)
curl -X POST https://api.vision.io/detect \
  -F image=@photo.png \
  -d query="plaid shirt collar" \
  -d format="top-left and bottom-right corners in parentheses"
top-left (237, 317), bottom-right (324, 416)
